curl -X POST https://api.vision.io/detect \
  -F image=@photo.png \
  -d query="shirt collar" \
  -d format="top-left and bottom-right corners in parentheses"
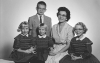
top-left (38, 35), bottom-right (46, 38)
top-left (37, 14), bottom-right (44, 18)
top-left (21, 34), bottom-right (28, 37)
top-left (37, 14), bottom-right (44, 22)
top-left (76, 35), bottom-right (85, 40)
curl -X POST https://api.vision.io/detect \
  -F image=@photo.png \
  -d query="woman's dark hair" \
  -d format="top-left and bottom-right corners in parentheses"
top-left (57, 7), bottom-right (70, 21)
top-left (36, 1), bottom-right (46, 9)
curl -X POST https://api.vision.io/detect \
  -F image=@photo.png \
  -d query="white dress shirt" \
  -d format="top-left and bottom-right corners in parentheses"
top-left (37, 14), bottom-right (44, 23)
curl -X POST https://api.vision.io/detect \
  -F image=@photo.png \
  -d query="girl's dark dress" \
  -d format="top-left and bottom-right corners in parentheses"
top-left (9, 34), bottom-right (36, 62)
top-left (60, 36), bottom-right (100, 63)
top-left (34, 36), bottom-right (54, 62)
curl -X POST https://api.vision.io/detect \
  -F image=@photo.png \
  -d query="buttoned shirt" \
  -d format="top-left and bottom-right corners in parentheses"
top-left (37, 14), bottom-right (44, 23)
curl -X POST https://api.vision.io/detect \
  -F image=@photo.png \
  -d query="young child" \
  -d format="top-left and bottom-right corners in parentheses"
top-left (59, 22), bottom-right (100, 63)
top-left (10, 21), bottom-right (37, 63)
top-left (34, 23), bottom-right (54, 63)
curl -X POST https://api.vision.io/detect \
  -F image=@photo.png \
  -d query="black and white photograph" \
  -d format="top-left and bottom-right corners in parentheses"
top-left (0, 0), bottom-right (100, 63)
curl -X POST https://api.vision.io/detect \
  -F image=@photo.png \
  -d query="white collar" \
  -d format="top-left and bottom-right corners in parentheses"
top-left (76, 35), bottom-right (85, 40)
top-left (21, 34), bottom-right (28, 37)
top-left (38, 35), bottom-right (47, 38)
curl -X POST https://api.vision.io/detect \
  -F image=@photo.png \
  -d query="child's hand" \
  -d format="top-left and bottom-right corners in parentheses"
top-left (17, 49), bottom-right (31, 54)
top-left (24, 50), bottom-right (31, 54)
top-left (17, 49), bottom-right (25, 53)
top-left (28, 47), bottom-right (36, 53)
top-left (31, 50), bottom-right (36, 54)
top-left (50, 47), bottom-right (54, 52)
top-left (28, 47), bottom-right (36, 51)
top-left (70, 53), bottom-right (74, 57)
top-left (71, 55), bottom-right (83, 60)
top-left (28, 47), bottom-right (33, 51)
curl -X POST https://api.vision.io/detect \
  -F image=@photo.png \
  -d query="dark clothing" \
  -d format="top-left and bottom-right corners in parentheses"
top-left (9, 34), bottom-right (37, 63)
top-left (13, 34), bottom-right (34, 50)
top-left (34, 36), bottom-right (54, 61)
top-left (68, 37), bottom-right (93, 58)
top-left (60, 36), bottom-right (100, 63)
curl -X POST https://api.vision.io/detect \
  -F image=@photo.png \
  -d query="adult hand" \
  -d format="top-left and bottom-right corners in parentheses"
top-left (49, 51), bottom-right (56, 56)
top-left (50, 47), bottom-right (54, 52)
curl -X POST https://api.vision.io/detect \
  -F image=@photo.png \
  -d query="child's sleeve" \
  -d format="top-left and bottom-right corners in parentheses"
top-left (68, 38), bottom-right (75, 55)
top-left (82, 38), bottom-right (93, 58)
top-left (31, 37), bottom-right (36, 46)
top-left (13, 37), bottom-right (20, 49)
top-left (48, 37), bottom-right (54, 47)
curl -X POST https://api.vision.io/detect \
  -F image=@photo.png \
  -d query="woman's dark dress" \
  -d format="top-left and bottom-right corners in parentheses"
top-left (9, 34), bottom-right (36, 62)
top-left (34, 36), bottom-right (54, 62)
top-left (60, 36), bottom-right (100, 63)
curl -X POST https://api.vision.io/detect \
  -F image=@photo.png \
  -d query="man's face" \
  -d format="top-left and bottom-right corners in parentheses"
top-left (37, 4), bottom-right (46, 15)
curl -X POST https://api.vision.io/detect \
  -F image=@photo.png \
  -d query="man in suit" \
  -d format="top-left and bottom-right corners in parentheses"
top-left (28, 1), bottom-right (52, 37)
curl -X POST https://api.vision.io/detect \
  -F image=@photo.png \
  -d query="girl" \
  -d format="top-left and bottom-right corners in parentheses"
top-left (34, 23), bottom-right (54, 63)
top-left (60, 22), bottom-right (100, 63)
top-left (10, 21), bottom-right (37, 63)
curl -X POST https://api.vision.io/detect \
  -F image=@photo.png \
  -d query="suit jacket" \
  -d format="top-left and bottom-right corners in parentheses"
top-left (28, 14), bottom-right (52, 37)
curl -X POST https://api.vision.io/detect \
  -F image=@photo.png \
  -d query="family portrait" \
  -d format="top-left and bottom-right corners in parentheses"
top-left (0, 0), bottom-right (100, 63)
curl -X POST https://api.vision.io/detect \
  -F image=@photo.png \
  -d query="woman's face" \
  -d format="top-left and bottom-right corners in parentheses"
top-left (58, 11), bottom-right (67, 23)
top-left (74, 25), bottom-right (84, 36)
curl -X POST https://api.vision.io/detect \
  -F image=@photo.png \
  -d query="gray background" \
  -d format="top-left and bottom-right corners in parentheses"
top-left (0, 0), bottom-right (100, 60)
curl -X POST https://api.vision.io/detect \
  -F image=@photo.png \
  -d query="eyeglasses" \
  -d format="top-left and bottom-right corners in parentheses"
top-left (38, 8), bottom-right (46, 10)
top-left (75, 29), bottom-right (83, 30)
top-left (58, 14), bottom-right (66, 17)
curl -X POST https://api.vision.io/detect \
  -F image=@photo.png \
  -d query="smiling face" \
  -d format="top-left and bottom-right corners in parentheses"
top-left (58, 11), bottom-right (67, 23)
top-left (39, 26), bottom-right (46, 36)
top-left (37, 4), bottom-right (46, 15)
top-left (74, 25), bottom-right (84, 36)
top-left (21, 24), bottom-right (29, 35)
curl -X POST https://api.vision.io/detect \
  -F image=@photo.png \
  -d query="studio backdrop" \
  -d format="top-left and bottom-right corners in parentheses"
top-left (0, 0), bottom-right (100, 60)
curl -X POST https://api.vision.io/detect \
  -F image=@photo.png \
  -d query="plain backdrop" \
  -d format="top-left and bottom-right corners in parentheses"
top-left (0, 0), bottom-right (100, 60)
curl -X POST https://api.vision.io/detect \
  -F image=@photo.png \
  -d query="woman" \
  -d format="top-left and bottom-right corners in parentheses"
top-left (45, 7), bottom-right (74, 63)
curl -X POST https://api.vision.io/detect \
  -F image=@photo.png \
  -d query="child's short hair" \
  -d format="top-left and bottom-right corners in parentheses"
top-left (38, 23), bottom-right (48, 31)
top-left (36, 1), bottom-right (47, 9)
top-left (17, 21), bottom-right (28, 32)
top-left (73, 22), bottom-right (88, 34)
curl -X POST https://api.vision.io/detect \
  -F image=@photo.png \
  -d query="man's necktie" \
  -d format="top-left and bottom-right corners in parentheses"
top-left (40, 15), bottom-right (42, 23)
